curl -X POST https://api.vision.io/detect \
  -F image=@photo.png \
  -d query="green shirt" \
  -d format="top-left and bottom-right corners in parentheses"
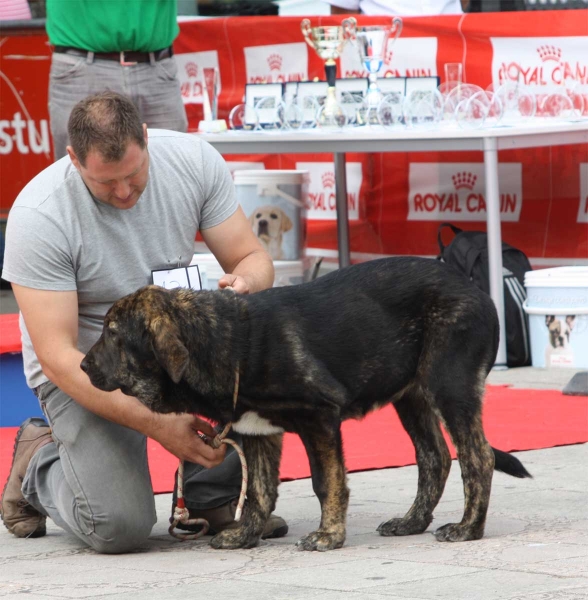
top-left (46, 0), bottom-right (179, 53)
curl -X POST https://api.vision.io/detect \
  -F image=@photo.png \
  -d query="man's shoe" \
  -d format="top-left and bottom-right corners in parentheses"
top-left (170, 498), bottom-right (288, 539)
top-left (1, 418), bottom-right (53, 538)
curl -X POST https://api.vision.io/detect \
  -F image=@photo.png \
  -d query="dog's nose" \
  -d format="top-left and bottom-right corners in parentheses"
top-left (80, 358), bottom-right (90, 373)
top-left (259, 219), bottom-right (268, 226)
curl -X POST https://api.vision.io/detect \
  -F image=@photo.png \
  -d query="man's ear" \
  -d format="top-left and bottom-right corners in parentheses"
top-left (150, 317), bottom-right (189, 384)
top-left (66, 146), bottom-right (81, 170)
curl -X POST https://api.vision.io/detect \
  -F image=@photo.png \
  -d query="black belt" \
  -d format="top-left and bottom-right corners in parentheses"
top-left (53, 46), bottom-right (173, 65)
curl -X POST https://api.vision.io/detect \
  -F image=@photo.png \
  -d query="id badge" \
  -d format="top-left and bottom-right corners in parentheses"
top-left (151, 265), bottom-right (202, 291)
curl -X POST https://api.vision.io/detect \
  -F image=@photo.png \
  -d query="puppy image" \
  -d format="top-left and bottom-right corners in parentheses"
top-left (545, 315), bottom-right (576, 366)
top-left (249, 205), bottom-right (292, 260)
top-left (82, 257), bottom-right (531, 552)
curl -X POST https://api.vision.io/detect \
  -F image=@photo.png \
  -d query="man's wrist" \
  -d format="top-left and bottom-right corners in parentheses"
top-left (134, 403), bottom-right (163, 439)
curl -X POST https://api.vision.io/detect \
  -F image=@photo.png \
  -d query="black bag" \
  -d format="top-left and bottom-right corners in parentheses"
top-left (437, 223), bottom-right (532, 368)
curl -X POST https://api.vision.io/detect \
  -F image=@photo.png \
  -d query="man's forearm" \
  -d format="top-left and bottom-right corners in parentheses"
top-left (232, 249), bottom-right (275, 293)
top-left (37, 345), bottom-right (227, 467)
top-left (39, 346), bottom-right (159, 437)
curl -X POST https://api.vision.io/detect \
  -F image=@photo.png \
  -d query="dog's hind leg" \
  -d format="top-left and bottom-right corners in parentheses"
top-left (296, 421), bottom-right (349, 551)
top-left (210, 433), bottom-right (283, 550)
top-left (431, 376), bottom-right (495, 543)
top-left (378, 389), bottom-right (452, 537)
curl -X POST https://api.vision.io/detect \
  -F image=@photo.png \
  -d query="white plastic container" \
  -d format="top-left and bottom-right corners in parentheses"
top-left (190, 253), bottom-right (306, 290)
top-left (233, 170), bottom-right (308, 261)
top-left (523, 267), bottom-right (588, 368)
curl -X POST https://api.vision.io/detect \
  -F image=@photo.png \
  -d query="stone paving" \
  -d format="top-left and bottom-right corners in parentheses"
top-left (1, 443), bottom-right (587, 600)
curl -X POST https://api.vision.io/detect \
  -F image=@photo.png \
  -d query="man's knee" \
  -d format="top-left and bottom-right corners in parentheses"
top-left (85, 511), bottom-right (156, 554)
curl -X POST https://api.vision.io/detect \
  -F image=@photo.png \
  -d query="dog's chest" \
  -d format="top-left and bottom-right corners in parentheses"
top-left (231, 411), bottom-right (285, 436)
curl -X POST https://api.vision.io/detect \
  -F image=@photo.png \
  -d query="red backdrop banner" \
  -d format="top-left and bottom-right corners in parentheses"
top-left (1, 12), bottom-right (587, 260)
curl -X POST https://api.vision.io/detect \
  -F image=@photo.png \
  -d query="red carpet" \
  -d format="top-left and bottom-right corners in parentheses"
top-left (1, 386), bottom-right (586, 494)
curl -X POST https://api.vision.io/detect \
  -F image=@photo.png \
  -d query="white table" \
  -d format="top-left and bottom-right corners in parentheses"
top-left (200, 119), bottom-right (588, 367)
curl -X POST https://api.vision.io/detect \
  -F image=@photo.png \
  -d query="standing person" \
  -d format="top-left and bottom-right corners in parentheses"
top-left (324, 0), bottom-right (464, 14)
top-left (46, 0), bottom-right (188, 161)
top-left (0, 92), bottom-right (288, 553)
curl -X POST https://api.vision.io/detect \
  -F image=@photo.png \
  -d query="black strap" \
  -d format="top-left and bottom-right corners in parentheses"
top-left (437, 222), bottom-right (463, 256)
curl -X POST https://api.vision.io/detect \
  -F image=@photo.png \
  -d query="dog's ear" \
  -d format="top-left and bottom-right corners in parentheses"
top-left (249, 211), bottom-right (257, 226)
top-left (566, 315), bottom-right (576, 330)
top-left (150, 317), bottom-right (189, 384)
top-left (281, 211), bottom-right (293, 233)
top-left (546, 315), bottom-right (554, 326)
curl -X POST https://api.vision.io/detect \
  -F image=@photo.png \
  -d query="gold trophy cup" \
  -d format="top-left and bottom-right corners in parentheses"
top-left (301, 17), bottom-right (357, 127)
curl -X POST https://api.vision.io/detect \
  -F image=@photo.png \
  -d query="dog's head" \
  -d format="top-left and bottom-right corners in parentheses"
top-left (545, 315), bottom-right (575, 349)
top-left (249, 205), bottom-right (293, 242)
top-left (81, 285), bottom-right (192, 413)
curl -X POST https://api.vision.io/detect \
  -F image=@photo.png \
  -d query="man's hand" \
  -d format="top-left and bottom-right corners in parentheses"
top-left (147, 413), bottom-right (227, 468)
top-left (202, 208), bottom-right (274, 294)
top-left (218, 274), bottom-right (250, 294)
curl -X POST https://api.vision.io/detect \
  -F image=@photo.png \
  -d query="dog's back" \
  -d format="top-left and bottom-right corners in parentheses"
top-left (242, 257), bottom-right (498, 415)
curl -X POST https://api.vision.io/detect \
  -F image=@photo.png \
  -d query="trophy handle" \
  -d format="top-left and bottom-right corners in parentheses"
top-left (342, 17), bottom-right (357, 41)
top-left (389, 17), bottom-right (403, 44)
top-left (301, 19), bottom-right (316, 50)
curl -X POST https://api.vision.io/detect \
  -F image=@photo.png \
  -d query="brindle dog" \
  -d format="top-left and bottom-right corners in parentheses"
top-left (82, 257), bottom-right (531, 552)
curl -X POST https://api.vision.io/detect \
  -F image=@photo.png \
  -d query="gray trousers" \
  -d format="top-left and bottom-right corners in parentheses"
top-left (49, 51), bottom-right (189, 161)
top-left (23, 382), bottom-right (243, 554)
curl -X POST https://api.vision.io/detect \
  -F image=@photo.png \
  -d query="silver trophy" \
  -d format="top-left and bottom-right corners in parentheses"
top-left (354, 18), bottom-right (403, 107)
top-left (301, 17), bottom-right (357, 127)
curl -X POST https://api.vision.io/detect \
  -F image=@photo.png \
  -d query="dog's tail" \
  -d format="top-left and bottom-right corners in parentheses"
top-left (492, 447), bottom-right (532, 478)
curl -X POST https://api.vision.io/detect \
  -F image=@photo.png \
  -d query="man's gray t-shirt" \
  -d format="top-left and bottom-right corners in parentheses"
top-left (2, 129), bottom-right (237, 388)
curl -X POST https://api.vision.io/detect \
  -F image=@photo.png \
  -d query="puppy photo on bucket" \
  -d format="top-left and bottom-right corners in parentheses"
top-left (82, 257), bottom-right (531, 552)
top-left (249, 205), bottom-right (292, 260)
top-left (545, 314), bottom-right (576, 367)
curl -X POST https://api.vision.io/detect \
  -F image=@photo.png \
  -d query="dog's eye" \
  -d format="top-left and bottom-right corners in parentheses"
top-left (270, 213), bottom-right (278, 219)
top-left (256, 213), bottom-right (262, 219)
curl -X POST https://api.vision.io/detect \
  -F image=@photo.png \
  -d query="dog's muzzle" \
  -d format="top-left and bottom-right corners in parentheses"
top-left (80, 356), bottom-right (117, 391)
top-left (257, 220), bottom-right (269, 236)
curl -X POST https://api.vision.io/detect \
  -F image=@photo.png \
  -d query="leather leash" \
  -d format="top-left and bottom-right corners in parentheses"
top-left (168, 364), bottom-right (248, 541)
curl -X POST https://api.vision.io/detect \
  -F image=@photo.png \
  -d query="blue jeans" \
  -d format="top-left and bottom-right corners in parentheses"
top-left (23, 382), bottom-right (242, 553)
top-left (48, 51), bottom-right (189, 160)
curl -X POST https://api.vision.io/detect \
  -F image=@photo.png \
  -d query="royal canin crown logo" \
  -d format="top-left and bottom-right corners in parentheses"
top-left (537, 45), bottom-right (562, 63)
top-left (267, 54), bottom-right (283, 71)
top-left (322, 171), bottom-right (335, 188)
top-left (185, 62), bottom-right (199, 78)
top-left (452, 172), bottom-right (477, 190)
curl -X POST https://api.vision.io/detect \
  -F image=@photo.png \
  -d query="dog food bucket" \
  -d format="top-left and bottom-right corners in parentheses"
top-left (523, 267), bottom-right (588, 368)
top-left (190, 253), bottom-right (306, 290)
top-left (233, 170), bottom-right (308, 261)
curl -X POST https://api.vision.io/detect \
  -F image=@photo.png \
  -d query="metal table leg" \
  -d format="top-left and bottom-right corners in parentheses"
top-left (484, 137), bottom-right (508, 369)
top-left (334, 152), bottom-right (351, 268)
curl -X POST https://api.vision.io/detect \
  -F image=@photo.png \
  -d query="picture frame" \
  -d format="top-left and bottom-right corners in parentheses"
top-left (335, 77), bottom-right (368, 101)
top-left (378, 77), bottom-right (407, 97)
top-left (244, 83), bottom-right (284, 127)
top-left (296, 81), bottom-right (329, 106)
top-left (404, 76), bottom-right (441, 97)
top-left (283, 81), bottom-right (299, 105)
top-left (296, 81), bottom-right (329, 124)
top-left (335, 78), bottom-right (368, 124)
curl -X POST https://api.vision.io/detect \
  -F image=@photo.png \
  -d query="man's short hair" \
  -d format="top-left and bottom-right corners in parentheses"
top-left (67, 92), bottom-right (146, 166)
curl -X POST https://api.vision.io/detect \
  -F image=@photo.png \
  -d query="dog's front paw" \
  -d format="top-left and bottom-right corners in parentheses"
top-left (434, 522), bottom-right (484, 542)
top-left (377, 515), bottom-right (432, 536)
top-left (296, 530), bottom-right (345, 552)
top-left (210, 528), bottom-right (261, 550)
